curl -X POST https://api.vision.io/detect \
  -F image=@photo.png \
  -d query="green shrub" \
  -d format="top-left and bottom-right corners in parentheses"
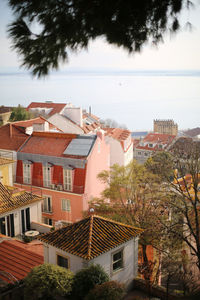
top-left (24, 263), bottom-right (74, 300)
top-left (85, 281), bottom-right (125, 300)
top-left (72, 264), bottom-right (109, 300)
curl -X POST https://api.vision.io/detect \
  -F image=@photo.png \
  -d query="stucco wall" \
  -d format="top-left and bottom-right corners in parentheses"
top-left (45, 244), bottom-right (84, 273)
top-left (106, 136), bottom-right (124, 166)
top-left (14, 183), bottom-right (84, 224)
top-left (44, 237), bottom-right (139, 286)
top-left (84, 133), bottom-right (110, 210)
top-left (48, 114), bottom-right (83, 134)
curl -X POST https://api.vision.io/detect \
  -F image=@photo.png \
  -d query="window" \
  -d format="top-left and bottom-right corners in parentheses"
top-left (63, 169), bottom-right (72, 191)
top-left (23, 163), bottom-right (31, 184)
top-left (42, 196), bottom-right (52, 213)
top-left (149, 143), bottom-right (153, 148)
top-left (112, 249), bottom-right (123, 272)
top-left (43, 165), bottom-right (51, 187)
top-left (43, 217), bottom-right (52, 226)
top-left (57, 254), bottom-right (69, 269)
top-left (61, 199), bottom-right (71, 212)
top-left (158, 145), bottom-right (163, 149)
top-left (137, 151), bottom-right (141, 156)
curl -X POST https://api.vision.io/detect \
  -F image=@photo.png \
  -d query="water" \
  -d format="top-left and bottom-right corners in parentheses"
top-left (0, 70), bottom-right (199, 131)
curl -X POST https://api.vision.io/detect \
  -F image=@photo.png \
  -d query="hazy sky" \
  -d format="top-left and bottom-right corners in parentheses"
top-left (0, 0), bottom-right (199, 131)
top-left (0, 0), bottom-right (200, 72)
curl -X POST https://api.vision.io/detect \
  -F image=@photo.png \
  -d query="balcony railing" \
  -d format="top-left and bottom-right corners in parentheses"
top-left (15, 176), bottom-right (84, 194)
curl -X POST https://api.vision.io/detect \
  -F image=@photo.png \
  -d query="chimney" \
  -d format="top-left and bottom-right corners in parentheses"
top-left (89, 106), bottom-right (91, 115)
top-left (9, 124), bottom-right (12, 138)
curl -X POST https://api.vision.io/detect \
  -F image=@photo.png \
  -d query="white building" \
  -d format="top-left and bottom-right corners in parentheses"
top-left (0, 182), bottom-right (42, 237)
top-left (104, 128), bottom-right (133, 166)
top-left (39, 215), bottom-right (143, 286)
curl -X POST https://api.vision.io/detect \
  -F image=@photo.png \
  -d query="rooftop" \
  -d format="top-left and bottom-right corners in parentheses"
top-left (38, 215), bottom-right (143, 260)
top-left (103, 128), bottom-right (131, 141)
top-left (19, 131), bottom-right (96, 158)
top-left (27, 102), bottom-right (66, 116)
top-left (0, 183), bottom-right (42, 215)
top-left (0, 238), bottom-right (43, 284)
top-left (0, 123), bottom-right (29, 151)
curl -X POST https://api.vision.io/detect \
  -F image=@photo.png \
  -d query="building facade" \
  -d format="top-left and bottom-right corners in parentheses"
top-left (39, 215), bottom-right (142, 286)
top-left (15, 131), bottom-right (110, 225)
top-left (154, 119), bottom-right (178, 136)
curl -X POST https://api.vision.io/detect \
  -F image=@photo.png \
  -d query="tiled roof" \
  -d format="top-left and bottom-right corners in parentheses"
top-left (0, 239), bottom-right (43, 283)
top-left (0, 157), bottom-right (14, 166)
top-left (83, 112), bottom-right (100, 122)
top-left (82, 122), bottom-right (100, 134)
top-left (13, 116), bottom-right (62, 132)
top-left (143, 133), bottom-right (175, 143)
top-left (136, 133), bottom-right (176, 151)
top-left (19, 131), bottom-right (94, 158)
top-left (0, 183), bottom-right (42, 214)
top-left (38, 215), bottom-right (143, 260)
top-left (103, 128), bottom-right (131, 141)
top-left (27, 102), bottom-right (66, 116)
top-left (0, 106), bottom-right (12, 114)
top-left (0, 123), bottom-right (29, 151)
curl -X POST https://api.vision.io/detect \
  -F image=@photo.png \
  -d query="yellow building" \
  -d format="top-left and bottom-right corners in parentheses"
top-left (0, 157), bottom-right (15, 186)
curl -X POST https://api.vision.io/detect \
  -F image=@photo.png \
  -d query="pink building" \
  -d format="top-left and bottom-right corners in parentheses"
top-left (15, 131), bottom-right (110, 226)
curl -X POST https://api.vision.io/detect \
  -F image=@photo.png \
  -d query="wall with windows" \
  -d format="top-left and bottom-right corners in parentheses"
top-left (42, 237), bottom-right (139, 286)
top-left (14, 183), bottom-right (84, 224)
top-left (0, 201), bottom-right (42, 237)
top-left (44, 244), bottom-right (84, 273)
top-left (88, 237), bottom-right (138, 285)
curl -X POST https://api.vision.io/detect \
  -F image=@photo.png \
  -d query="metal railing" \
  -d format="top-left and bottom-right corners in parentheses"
top-left (15, 176), bottom-right (84, 194)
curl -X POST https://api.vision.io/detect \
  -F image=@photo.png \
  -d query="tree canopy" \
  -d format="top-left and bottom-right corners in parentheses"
top-left (9, 104), bottom-right (33, 121)
top-left (24, 263), bottom-right (74, 300)
top-left (7, 0), bottom-right (191, 77)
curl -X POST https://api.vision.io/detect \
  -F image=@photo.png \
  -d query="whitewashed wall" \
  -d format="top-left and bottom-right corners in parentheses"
top-left (43, 237), bottom-right (139, 286)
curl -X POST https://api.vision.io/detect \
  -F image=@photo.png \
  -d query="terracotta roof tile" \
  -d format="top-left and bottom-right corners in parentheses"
top-left (27, 102), bottom-right (66, 116)
top-left (136, 133), bottom-right (176, 151)
top-left (38, 215), bottom-right (143, 260)
top-left (0, 183), bottom-right (42, 214)
top-left (0, 124), bottom-right (29, 151)
top-left (19, 131), bottom-right (77, 157)
top-left (13, 116), bottom-right (62, 132)
top-left (0, 239), bottom-right (43, 283)
top-left (104, 128), bottom-right (131, 141)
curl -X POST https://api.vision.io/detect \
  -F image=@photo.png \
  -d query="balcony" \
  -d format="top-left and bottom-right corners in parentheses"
top-left (15, 176), bottom-right (84, 194)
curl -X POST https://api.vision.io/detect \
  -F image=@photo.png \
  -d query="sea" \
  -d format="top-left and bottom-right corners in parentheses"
top-left (0, 69), bottom-right (199, 131)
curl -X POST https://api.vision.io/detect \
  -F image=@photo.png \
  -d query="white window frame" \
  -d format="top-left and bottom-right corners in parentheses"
top-left (43, 165), bottom-right (52, 187)
top-left (112, 248), bottom-right (124, 273)
top-left (42, 196), bottom-right (52, 213)
top-left (23, 163), bottom-right (31, 184)
top-left (42, 217), bottom-right (52, 226)
top-left (61, 199), bottom-right (71, 212)
top-left (63, 169), bottom-right (73, 191)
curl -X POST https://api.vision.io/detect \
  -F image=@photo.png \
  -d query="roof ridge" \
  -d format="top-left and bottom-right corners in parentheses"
top-left (92, 214), bottom-right (143, 231)
top-left (87, 215), bottom-right (94, 259)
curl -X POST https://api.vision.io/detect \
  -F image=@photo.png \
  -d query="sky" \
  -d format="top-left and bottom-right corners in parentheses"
top-left (0, 0), bottom-right (200, 131)
top-left (1, 0), bottom-right (200, 72)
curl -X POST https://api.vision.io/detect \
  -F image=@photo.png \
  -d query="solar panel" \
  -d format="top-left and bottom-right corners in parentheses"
top-left (63, 138), bottom-right (94, 156)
